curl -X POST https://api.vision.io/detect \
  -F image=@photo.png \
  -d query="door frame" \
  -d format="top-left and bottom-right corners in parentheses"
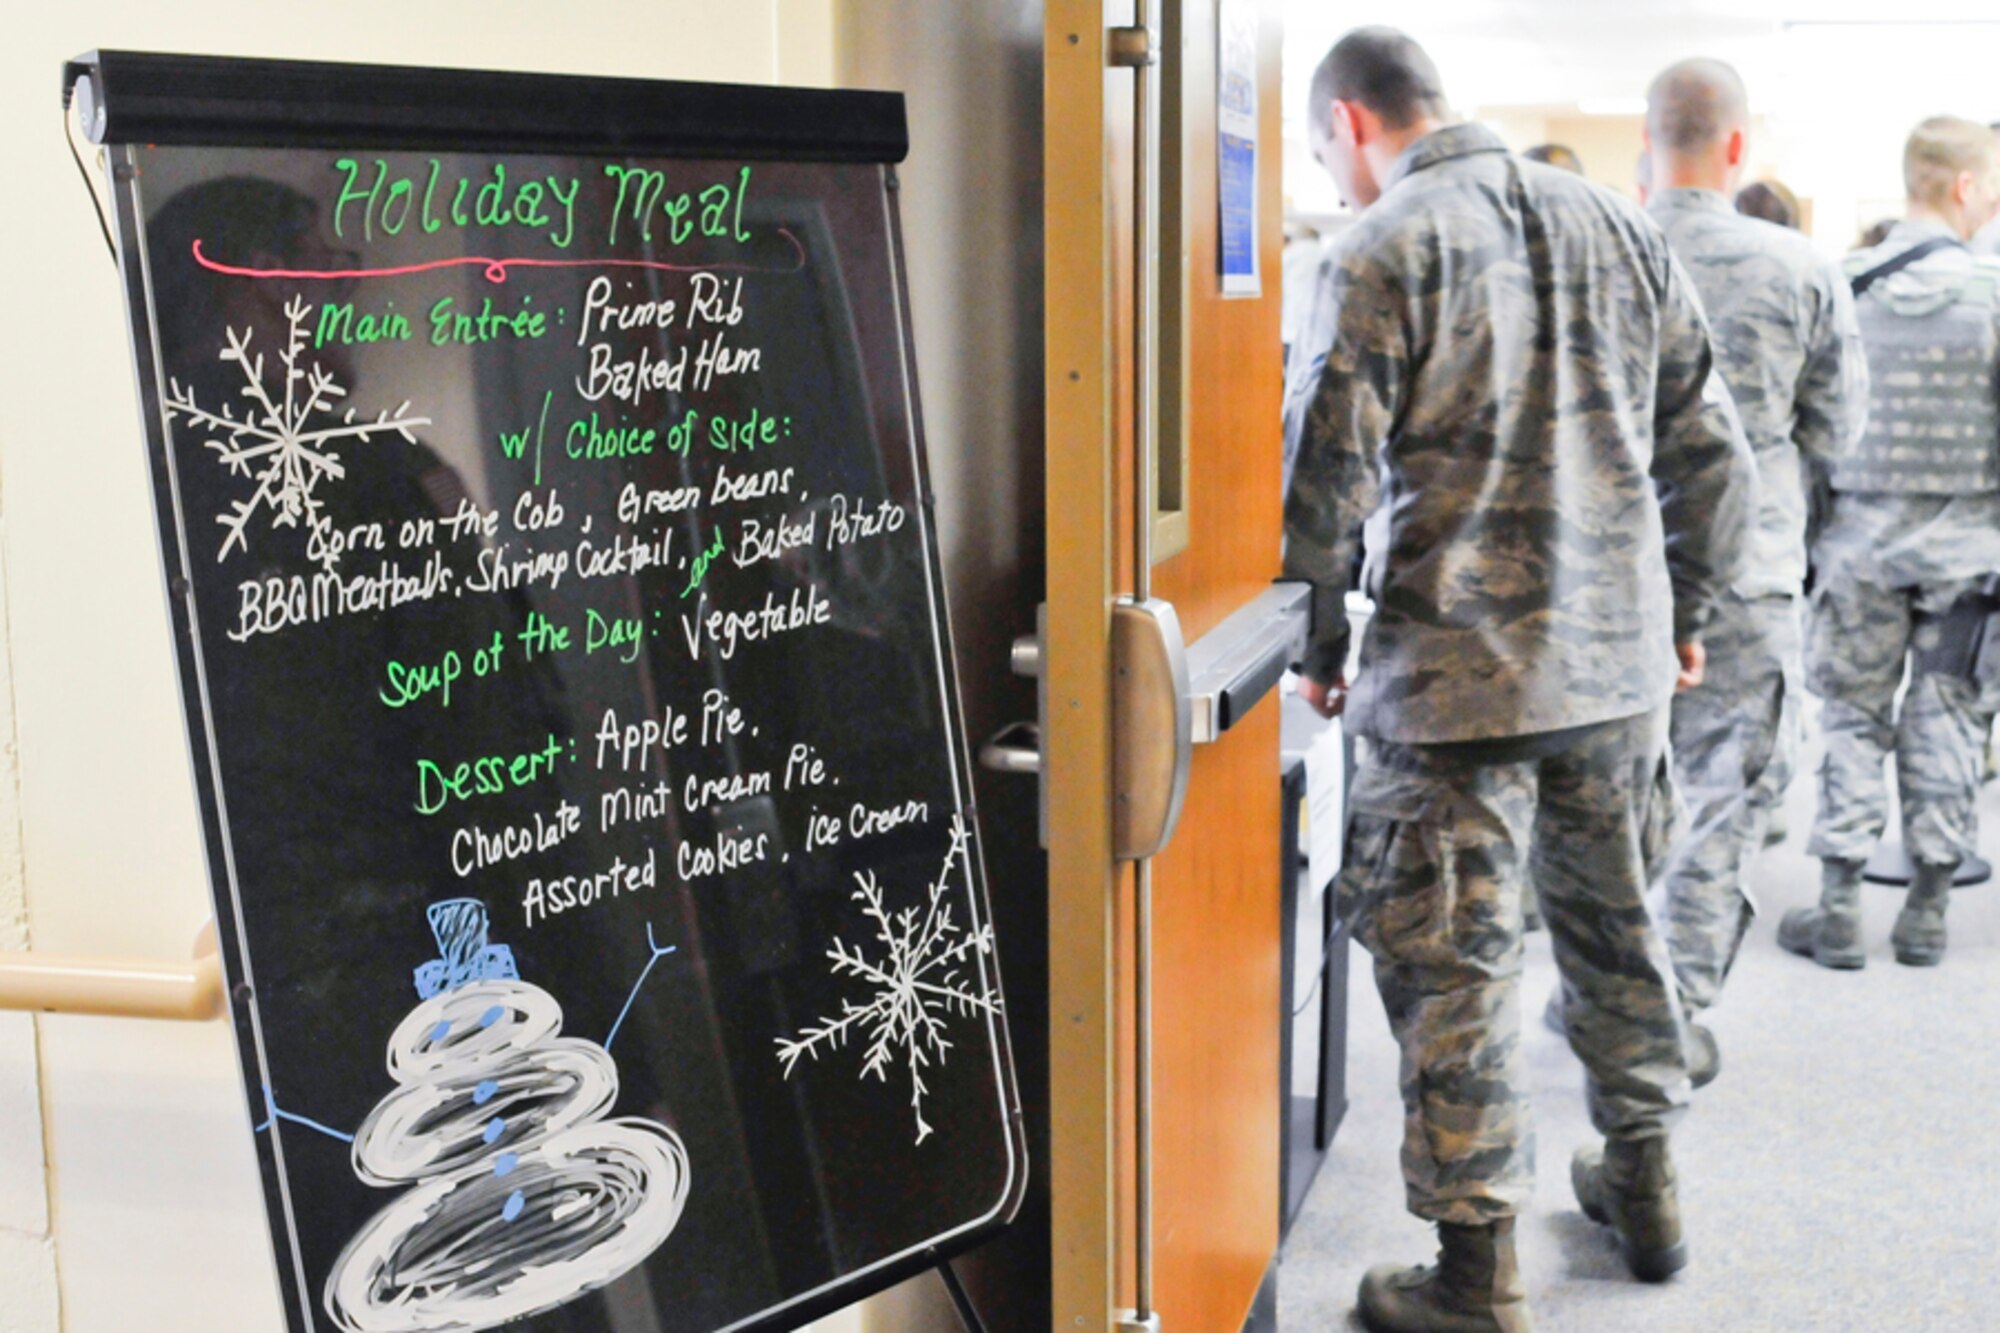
top-left (1044, 3), bottom-right (1122, 1327)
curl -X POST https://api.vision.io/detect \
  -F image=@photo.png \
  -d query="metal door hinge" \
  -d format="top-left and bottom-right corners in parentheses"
top-left (1107, 25), bottom-right (1157, 67)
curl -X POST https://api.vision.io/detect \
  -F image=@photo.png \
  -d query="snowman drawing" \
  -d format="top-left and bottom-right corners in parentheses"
top-left (321, 899), bottom-right (691, 1333)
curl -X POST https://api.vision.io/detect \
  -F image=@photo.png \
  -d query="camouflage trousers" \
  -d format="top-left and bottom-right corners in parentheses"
top-left (1805, 572), bottom-right (1994, 866)
top-left (1657, 592), bottom-right (1799, 1012)
top-left (1340, 707), bottom-right (1690, 1226)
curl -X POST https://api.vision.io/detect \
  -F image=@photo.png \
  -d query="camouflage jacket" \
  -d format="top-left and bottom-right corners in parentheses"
top-left (1282, 124), bottom-right (1754, 744)
top-left (1646, 188), bottom-right (1868, 598)
top-left (1837, 219), bottom-right (2000, 495)
top-left (1816, 490), bottom-right (2000, 594)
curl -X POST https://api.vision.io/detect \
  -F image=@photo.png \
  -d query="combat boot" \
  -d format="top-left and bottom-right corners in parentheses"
top-left (1684, 1023), bottom-right (1720, 1090)
top-left (1357, 1218), bottom-right (1532, 1332)
top-left (1571, 1136), bottom-right (1687, 1282)
top-left (1777, 858), bottom-right (1866, 969)
top-left (1891, 862), bottom-right (1952, 966)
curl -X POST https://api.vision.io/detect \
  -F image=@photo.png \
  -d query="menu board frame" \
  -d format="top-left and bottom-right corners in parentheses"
top-left (69, 50), bottom-right (1024, 1333)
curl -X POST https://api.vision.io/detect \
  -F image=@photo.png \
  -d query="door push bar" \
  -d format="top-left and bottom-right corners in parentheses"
top-left (1183, 582), bottom-right (1311, 743)
top-left (979, 582), bottom-right (1309, 856)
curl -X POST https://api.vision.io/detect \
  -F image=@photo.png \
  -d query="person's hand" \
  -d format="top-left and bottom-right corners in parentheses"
top-left (1298, 673), bottom-right (1349, 718)
top-left (1675, 641), bottom-right (1706, 692)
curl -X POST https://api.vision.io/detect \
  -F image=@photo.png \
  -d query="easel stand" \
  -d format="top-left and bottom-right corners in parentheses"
top-left (1862, 840), bottom-right (1992, 888)
top-left (935, 1257), bottom-right (989, 1333)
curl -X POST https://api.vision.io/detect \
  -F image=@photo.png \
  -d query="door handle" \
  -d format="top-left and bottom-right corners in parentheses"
top-left (979, 593), bottom-right (1199, 864)
top-left (977, 721), bottom-right (1041, 776)
top-left (1111, 596), bottom-right (1191, 862)
top-left (979, 609), bottom-right (1050, 848)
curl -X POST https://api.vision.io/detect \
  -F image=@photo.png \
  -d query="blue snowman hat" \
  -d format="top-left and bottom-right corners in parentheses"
top-left (413, 899), bottom-right (520, 999)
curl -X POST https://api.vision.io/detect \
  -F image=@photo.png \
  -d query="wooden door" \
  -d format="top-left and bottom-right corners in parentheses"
top-left (1044, 2), bottom-right (1285, 1329)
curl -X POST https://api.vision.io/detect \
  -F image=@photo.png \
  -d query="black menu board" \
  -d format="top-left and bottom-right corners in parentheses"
top-left (68, 51), bottom-right (1022, 1333)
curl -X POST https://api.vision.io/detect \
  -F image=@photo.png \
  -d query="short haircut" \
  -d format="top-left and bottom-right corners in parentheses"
top-left (1524, 144), bottom-right (1584, 174)
top-left (1309, 27), bottom-right (1448, 134)
top-left (1646, 58), bottom-right (1748, 153)
top-left (1904, 116), bottom-right (2000, 207)
top-left (1735, 179), bottom-right (1800, 229)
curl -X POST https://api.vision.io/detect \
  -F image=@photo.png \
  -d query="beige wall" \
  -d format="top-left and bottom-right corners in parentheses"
top-left (1476, 107), bottom-right (1790, 206)
top-left (0, 5), bottom-right (910, 1332)
top-left (1475, 110), bottom-right (1651, 199)
top-left (836, 4), bottom-right (1049, 1330)
top-left (0, 523), bottom-right (60, 1333)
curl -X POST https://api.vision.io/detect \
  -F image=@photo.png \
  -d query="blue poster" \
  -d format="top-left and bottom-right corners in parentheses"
top-left (1218, 0), bottom-right (1260, 297)
top-left (1219, 132), bottom-right (1258, 295)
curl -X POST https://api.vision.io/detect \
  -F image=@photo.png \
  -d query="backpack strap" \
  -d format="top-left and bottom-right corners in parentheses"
top-left (1849, 235), bottom-right (1966, 297)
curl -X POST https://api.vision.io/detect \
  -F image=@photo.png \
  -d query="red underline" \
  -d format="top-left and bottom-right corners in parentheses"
top-left (189, 229), bottom-right (806, 283)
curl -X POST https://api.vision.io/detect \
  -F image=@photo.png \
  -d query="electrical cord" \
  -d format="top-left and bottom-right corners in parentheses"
top-left (64, 103), bottom-right (118, 262)
top-left (1291, 880), bottom-right (1346, 1019)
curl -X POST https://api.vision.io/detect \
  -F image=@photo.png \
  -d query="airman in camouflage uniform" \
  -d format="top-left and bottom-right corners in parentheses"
top-left (1288, 28), bottom-right (1753, 1331)
top-left (1639, 62), bottom-right (1869, 1040)
top-left (1784, 116), bottom-right (2000, 972)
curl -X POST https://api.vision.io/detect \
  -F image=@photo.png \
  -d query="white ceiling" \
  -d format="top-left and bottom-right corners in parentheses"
top-left (1283, 1), bottom-right (2000, 117)
top-left (1281, 1), bottom-right (2000, 246)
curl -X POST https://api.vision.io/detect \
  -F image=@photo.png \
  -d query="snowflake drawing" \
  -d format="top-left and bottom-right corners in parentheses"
top-left (165, 294), bottom-right (430, 569)
top-left (775, 817), bottom-right (1000, 1144)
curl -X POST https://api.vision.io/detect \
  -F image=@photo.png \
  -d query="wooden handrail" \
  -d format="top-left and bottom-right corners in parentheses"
top-left (0, 923), bottom-right (223, 1020)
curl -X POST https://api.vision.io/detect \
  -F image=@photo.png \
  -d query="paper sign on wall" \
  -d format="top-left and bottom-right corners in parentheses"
top-left (1218, 0), bottom-right (1261, 298)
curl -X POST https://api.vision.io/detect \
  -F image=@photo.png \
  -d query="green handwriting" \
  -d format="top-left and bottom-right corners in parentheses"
top-left (585, 609), bottom-right (645, 663)
top-left (329, 159), bottom-right (760, 253)
top-left (603, 164), bottom-right (756, 247)
top-left (681, 528), bottom-right (727, 600)
top-left (429, 295), bottom-right (548, 346)
top-left (316, 301), bottom-right (411, 348)
top-left (566, 412), bottom-right (656, 461)
top-left (377, 630), bottom-right (509, 710)
top-left (415, 733), bottom-right (568, 816)
top-left (333, 159), bottom-right (580, 248)
top-left (518, 610), bottom-right (571, 660)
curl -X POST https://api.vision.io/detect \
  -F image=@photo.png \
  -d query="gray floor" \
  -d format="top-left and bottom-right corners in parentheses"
top-left (1278, 722), bottom-right (2000, 1332)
